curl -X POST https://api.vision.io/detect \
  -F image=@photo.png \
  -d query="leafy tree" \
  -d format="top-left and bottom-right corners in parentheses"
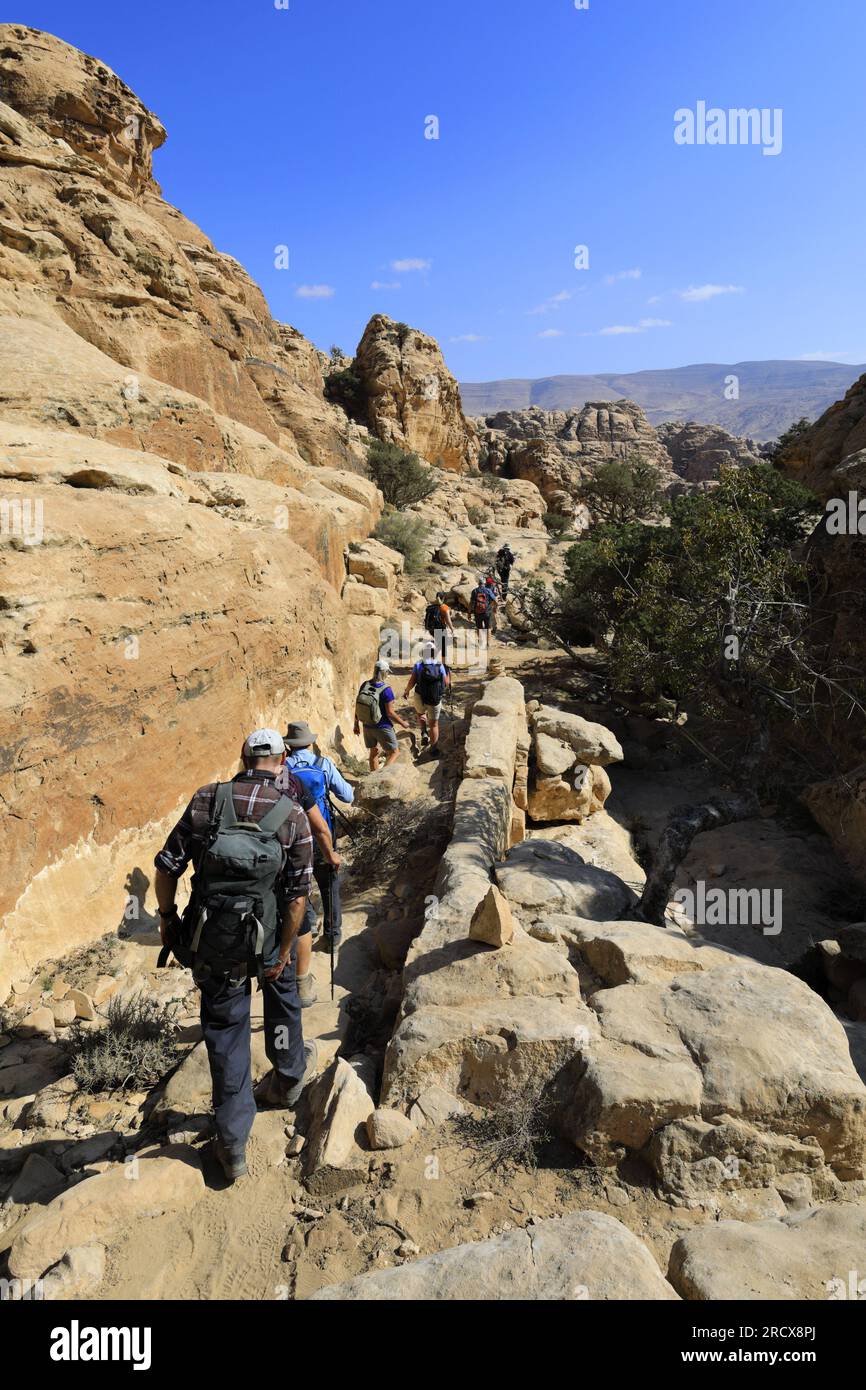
top-left (769, 416), bottom-right (813, 462)
top-left (366, 439), bottom-right (439, 509)
top-left (520, 465), bottom-right (865, 757)
top-left (577, 453), bottom-right (666, 526)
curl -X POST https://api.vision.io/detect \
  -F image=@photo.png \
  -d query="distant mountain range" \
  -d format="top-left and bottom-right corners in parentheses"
top-left (459, 360), bottom-right (865, 442)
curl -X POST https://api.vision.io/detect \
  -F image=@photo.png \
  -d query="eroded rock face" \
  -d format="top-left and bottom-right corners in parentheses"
top-left (657, 421), bottom-right (763, 482)
top-left (477, 402), bottom-right (676, 512)
top-left (0, 26), bottom-right (385, 995)
top-left (776, 376), bottom-right (866, 880)
top-left (354, 314), bottom-right (479, 472)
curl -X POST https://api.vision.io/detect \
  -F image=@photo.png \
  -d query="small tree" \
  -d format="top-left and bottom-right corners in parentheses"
top-left (769, 416), bottom-right (813, 462)
top-left (543, 511), bottom-right (572, 539)
top-left (578, 454), bottom-right (666, 527)
top-left (366, 439), bottom-right (439, 508)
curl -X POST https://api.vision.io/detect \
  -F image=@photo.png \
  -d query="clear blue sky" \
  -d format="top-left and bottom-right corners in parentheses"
top-left (13, 0), bottom-right (866, 381)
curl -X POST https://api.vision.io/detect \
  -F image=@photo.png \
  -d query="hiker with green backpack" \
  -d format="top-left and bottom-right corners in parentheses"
top-left (404, 641), bottom-right (451, 756)
top-left (353, 658), bottom-right (410, 771)
top-left (154, 728), bottom-right (318, 1183)
top-left (282, 720), bottom-right (354, 992)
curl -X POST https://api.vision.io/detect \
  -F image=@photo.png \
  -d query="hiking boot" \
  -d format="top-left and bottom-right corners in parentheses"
top-left (285, 1040), bottom-right (319, 1108)
top-left (420, 726), bottom-right (429, 747)
top-left (297, 971), bottom-right (318, 1008)
top-left (214, 1139), bottom-right (247, 1182)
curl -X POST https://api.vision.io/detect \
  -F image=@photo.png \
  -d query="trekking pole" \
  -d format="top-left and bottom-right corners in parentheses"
top-left (321, 866), bottom-right (336, 1001)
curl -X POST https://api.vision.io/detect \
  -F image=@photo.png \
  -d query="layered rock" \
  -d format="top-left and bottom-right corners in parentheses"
top-left (353, 314), bottom-right (479, 472)
top-left (0, 26), bottom-right (385, 994)
top-left (777, 372), bottom-right (866, 879)
top-left (657, 421), bottom-right (763, 482)
top-left (527, 703), bottom-right (623, 823)
top-left (477, 402), bottom-right (676, 514)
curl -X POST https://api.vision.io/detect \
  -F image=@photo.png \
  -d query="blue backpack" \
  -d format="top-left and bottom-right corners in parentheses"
top-left (289, 756), bottom-right (334, 836)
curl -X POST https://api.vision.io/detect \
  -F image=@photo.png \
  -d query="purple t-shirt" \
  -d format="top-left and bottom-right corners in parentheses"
top-left (375, 683), bottom-right (396, 728)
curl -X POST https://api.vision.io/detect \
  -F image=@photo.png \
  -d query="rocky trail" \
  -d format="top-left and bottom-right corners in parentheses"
top-left (4, 580), bottom-right (866, 1301)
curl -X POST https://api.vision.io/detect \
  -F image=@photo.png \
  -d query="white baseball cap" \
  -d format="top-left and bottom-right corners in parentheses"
top-left (374, 658), bottom-right (392, 674)
top-left (243, 727), bottom-right (285, 757)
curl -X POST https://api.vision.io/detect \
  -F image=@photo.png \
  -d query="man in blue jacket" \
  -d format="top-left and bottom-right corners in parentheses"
top-left (282, 720), bottom-right (354, 970)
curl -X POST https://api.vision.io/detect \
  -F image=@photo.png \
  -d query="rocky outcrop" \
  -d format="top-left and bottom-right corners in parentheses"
top-left (527, 703), bottom-right (623, 823)
top-left (0, 26), bottom-right (385, 995)
top-left (309, 1211), bottom-right (678, 1301)
top-left (477, 402), bottom-right (676, 515)
top-left (353, 314), bottom-right (479, 472)
top-left (777, 372), bottom-right (866, 880)
top-left (657, 421), bottom-right (763, 482)
top-left (668, 1205), bottom-right (866, 1300)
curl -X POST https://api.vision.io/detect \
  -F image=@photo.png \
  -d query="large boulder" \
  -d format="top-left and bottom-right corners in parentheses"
top-left (668, 1205), bottom-right (866, 1300)
top-left (309, 1211), bottom-right (677, 1300)
top-left (303, 1056), bottom-right (376, 1192)
top-left (561, 954), bottom-right (866, 1188)
top-left (4, 1148), bottom-right (204, 1281)
top-left (496, 839), bottom-right (635, 925)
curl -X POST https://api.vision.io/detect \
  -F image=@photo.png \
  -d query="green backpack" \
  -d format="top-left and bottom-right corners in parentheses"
top-left (160, 783), bottom-right (292, 981)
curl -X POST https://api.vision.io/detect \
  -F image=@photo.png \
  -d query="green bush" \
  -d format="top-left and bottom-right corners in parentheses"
top-left (324, 366), bottom-right (365, 421)
top-left (480, 473), bottom-right (507, 493)
top-left (577, 454), bottom-right (665, 526)
top-left (373, 512), bottom-right (430, 571)
top-left (366, 440), bottom-right (439, 509)
top-left (67, 992), bottom-right (180, 1094)
top-left (543, 511), bottom-right (572, 538)
top-left (466, 505), bottom-right (488, 527)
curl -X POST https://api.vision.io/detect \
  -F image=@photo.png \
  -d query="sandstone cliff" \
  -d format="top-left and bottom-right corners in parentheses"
top-left (0, 26), bottom-right (385, 994)
top-left (778, 372), bottom-right (866, 879)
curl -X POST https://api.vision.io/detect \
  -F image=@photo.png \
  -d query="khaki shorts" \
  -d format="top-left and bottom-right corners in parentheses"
top-left (412, 690), bottom-right (442, 721)
top-left (362, 724), bottom-right (398, 751)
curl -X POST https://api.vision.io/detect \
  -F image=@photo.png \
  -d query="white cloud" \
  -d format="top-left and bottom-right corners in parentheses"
top-left (604, 268), bottom-right (642, 285)
top-left (599, 317), bottom-right (671, 336)
top-left (677, 284), bottom-right (744, 303)
top-left (295, 284), bottom-right (335, 299)
top-left (529, 289), bottom-right (572, 315)
top-left (537, 328), bottom-right (565, 338)
top-left (391, 258), bottom-right (431, 273)
top-left (371, 280), bottom-right (400, 290)
top-left (647, 294), bottom-right (663, 305)
top-left (450, 333), bottom-right (486, 343)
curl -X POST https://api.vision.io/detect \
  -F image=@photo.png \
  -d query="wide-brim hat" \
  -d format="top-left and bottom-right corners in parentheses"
top-left (285, 720), bottom-right (317, 748)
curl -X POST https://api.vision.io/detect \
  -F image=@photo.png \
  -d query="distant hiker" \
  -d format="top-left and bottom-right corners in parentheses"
top-left (354, 658), bottom-right (411, 771)
top-left (405, 642), bottom-right (451, 755)
top-left (423, 590), bottom-right (455, 663)
top-left (282, 720), bottom-right (354, 977)
top-left (154, 728), bottom-right (317, 1183)
top-left (495, 543), bottom-right (515, 598)
top-left (470, 575), bottom-right (497, 637)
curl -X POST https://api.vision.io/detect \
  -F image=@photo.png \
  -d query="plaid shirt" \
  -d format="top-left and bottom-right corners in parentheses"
top-left (155, 770), bottom-right (313, 904)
